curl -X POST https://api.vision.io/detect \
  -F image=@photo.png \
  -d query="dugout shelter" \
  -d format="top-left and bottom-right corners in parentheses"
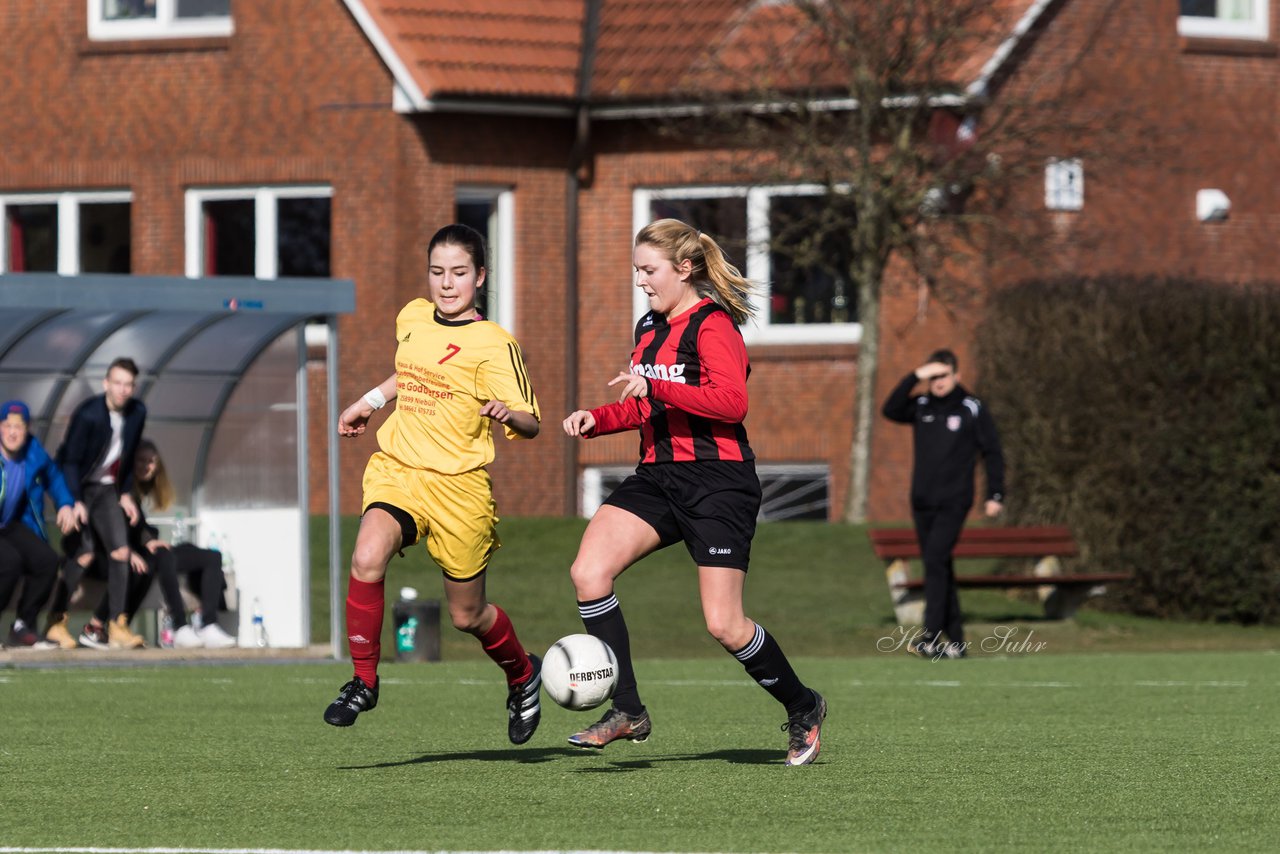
top-left (0, 273), bottom-right (354, 652)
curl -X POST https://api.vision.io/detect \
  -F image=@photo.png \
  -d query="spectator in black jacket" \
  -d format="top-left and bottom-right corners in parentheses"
top-left (48, 357), bottom-right (148, 650)
top-left (882, 348), bottom-right (1004, 659)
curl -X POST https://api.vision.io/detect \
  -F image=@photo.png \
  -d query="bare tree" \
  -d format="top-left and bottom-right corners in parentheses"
top-left (662, 0), bottom-right (1165, 521)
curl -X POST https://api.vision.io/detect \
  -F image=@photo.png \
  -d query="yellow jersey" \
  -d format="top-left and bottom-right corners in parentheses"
top-left (376, 299), bottom-right (539, 475)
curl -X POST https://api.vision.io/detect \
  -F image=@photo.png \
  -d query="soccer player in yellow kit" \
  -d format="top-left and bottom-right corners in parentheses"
top-left (324, 224), bottom-right (543, 744)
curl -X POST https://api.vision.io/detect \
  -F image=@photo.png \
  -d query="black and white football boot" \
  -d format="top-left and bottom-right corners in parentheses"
top-left (324, 676), bottom-right (379, 727)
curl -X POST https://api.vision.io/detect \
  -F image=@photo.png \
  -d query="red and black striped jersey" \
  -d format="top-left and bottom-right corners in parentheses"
top-left (588, 297), bottom-right (754, 463)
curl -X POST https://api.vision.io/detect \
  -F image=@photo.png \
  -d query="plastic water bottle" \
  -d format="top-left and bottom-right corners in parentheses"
top-left (172, 511), bottom-right (188, 544)
top-left (392, 587), bottom-right (440, 662)
top-left (160, 611), bottom-right (174, 648)
top-left (252, 597), bottom-right (269, 648)
top-left (395, 587), bottom-right (420, 656)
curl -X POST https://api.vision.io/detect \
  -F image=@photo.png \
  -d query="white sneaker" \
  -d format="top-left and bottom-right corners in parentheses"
top-left (199, 623), bottom-right (237, 649)
top-left (173, 624), bottom-right (205, 649)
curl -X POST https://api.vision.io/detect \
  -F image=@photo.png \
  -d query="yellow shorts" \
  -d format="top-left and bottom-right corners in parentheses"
top-left (361, 452), bottom-right (500, 580)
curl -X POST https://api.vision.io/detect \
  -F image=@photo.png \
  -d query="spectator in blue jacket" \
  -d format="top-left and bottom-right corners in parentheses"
top-left (0, 400), bottom-right (85, 647)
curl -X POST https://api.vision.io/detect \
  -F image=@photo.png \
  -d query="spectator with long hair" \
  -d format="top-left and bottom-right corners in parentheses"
top-left (72, 438), bottom-right (236, 649)
top-left (129, 439), bottom-right (236, 648)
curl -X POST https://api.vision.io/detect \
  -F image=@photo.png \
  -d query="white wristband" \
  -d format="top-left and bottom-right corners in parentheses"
top-left (362, 387), bottom-right (387, 410)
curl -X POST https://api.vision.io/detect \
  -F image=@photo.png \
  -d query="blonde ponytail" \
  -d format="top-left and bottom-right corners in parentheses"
top-left (635, 218), bottom-right (757, 325)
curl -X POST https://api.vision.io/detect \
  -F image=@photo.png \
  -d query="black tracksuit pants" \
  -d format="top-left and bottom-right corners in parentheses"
top-left (0, 523), bottom-right (59, 628)
top-left (912, 504), bottom-right (970, 643)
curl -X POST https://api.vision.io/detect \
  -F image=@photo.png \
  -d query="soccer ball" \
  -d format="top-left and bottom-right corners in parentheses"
top-left (541, 634), bottom-right (619, 711)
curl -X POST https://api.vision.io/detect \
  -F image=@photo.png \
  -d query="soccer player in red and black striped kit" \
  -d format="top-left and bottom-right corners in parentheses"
top-left (562, 218), bottom-right (827, 766)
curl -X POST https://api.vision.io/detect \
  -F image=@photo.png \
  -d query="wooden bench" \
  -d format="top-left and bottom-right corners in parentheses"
top-left (867, 525), bottom-right (1131, 623)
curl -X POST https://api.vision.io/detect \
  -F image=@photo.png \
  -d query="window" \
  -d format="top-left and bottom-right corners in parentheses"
top-left (583, 464), bottom-right (829, 520)
top-left (1045, 158), bottom-right (1084, 211)
top-left (88, 0), bottom-right (233, 41)
top-left (633, 186), bottom-right (859, 345)
top-left (3, 204), bottom-right (56, 273)
top-left (455, 187), bottom-right (516, 330)
top-left (1178, 0), bottom-right (1268, 39)
top-left (0, 191), bottom-right (132, 274)
top-left (186, 187), bottom-right (331, 279)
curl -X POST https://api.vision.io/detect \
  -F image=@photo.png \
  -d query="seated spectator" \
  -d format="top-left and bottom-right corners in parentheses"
top-left (0, 400), bottom-right (85, 648)
top-left (74, 440), bottom-right (237, 649)
top-left (131, 439), bottom-right (236, 648)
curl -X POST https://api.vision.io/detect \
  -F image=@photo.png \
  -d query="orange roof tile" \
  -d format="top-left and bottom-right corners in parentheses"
top-left (347, 0), bottom-right (1042, 110)
top-left (356, 0), bottom-right (585, 100)
top-left (591, 0), bottom-right (753, 100)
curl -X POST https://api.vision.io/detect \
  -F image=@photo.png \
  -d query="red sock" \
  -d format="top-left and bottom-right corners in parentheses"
top-left (346, 577), bottom-right (385, 688)
top-left (479, 604), bottom-right (531, 686)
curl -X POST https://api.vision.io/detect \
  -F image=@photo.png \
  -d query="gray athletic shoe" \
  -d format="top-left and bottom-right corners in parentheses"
top-left (568, 706), bottom-right (651, 749)
top-left (783, 690), bottom-right (827, 766)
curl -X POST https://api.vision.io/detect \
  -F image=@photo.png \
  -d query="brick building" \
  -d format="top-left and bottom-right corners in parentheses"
top-left (1, 0), bottom-right (1275, 524)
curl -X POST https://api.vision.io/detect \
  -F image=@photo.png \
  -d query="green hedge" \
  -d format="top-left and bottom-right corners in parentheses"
top-left (976, 275), bottom-right (1280, 623)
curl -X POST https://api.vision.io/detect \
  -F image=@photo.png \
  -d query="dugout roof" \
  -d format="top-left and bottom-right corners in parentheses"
top-left (0, 273), bottom-right (354, 652)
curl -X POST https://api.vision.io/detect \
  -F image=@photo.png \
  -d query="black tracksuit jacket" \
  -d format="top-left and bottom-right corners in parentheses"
top-left (882, 373), bottom-right (1005, 510)
top-left (55, 394), bottom-right (147, 501)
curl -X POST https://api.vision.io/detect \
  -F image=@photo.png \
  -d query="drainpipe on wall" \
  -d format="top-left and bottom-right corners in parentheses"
top-left (566, 0), bottom-right (601, 515)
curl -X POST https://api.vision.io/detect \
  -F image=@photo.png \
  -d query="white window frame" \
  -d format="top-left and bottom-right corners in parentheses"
top-left (1177, 1), bottom-right (1269, 40)
top-left (0, 190), bottom-right (133, 274)
top-left (582, 463), bottom-right (830, 520)
top-left (1044, 157), bottom-right (1084, 211)
top-left (455, 186), bottom-right (516, 332)
top-left (633, 185), bottom-right (861, 346)
top-left (88, 0), bottom-right (234, 42)
top-left (185, 185), bottom-right (332, 279)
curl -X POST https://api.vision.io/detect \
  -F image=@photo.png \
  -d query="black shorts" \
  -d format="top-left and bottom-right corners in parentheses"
top-left (604, 460), bottom-right (761, 571)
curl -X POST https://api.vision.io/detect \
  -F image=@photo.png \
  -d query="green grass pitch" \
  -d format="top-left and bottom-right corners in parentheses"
top-left (5, 518), bottom-right (1280, 852)
top-left (3, 651), bottom-right (1279, 852)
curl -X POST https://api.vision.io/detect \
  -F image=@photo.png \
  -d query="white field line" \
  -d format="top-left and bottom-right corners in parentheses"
top-left (1133, 680), bottom-right (1248, 688)
top-left (287, 676), bottom-right (757, 688)
top-left (9, 674), bottom-right (1256, 691)
top-left (0, 848), bottom-right (714, 854)
top-left (312, 676), bottom-right (1255, 690)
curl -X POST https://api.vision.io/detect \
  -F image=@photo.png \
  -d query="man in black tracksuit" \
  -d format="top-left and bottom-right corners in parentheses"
top-left (882, 349), bottom-right (1004, 659)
